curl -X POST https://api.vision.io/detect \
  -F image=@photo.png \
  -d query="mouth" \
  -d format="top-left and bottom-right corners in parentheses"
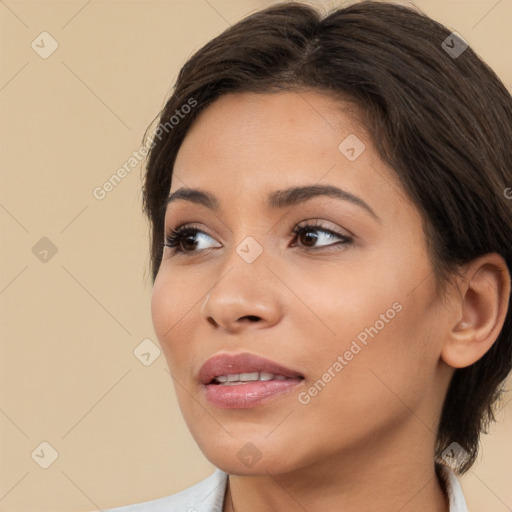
top-left (211, 372), bottom-right (297, 385)
top-left (199, 352), bottom-right (305, 409)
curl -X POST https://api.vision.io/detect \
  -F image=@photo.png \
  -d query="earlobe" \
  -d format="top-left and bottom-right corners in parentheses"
top-left (441, 253), bottom-right (511, 369)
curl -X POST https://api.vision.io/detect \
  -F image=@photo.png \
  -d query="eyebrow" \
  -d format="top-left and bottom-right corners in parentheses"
top-left (166, 184), bottom-right (380, 221)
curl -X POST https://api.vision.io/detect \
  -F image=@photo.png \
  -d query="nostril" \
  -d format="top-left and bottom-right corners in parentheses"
top-left (243, 315), bottom-right (261, 322)
top-left (207, 317), bottom-right (219, 327)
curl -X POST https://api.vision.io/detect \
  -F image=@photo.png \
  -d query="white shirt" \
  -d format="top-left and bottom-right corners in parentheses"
top-left (103, 464), bottom-right (468, 512)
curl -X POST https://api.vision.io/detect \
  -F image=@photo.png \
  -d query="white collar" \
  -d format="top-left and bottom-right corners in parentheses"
top-left (438, 464), bottom-right (469, 511)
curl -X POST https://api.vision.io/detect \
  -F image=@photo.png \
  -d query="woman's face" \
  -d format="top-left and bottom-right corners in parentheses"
top-left (151, 91), bottom-right (454, 476)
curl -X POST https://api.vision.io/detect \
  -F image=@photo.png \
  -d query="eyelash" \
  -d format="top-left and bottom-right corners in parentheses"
top-left (163, 221), bottom-right (353, 256)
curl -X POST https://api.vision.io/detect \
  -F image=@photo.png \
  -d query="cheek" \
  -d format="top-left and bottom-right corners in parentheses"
top-left (151, 270), bottom-right (196, 368)
top-left (151, 272), bottom-right (172, 344)
top-left (281, 258), bottom-right (402, 348)
top-left (310, 288), bottom-right (440, 429)
top-left (292, 256), bottom-right (440, 414)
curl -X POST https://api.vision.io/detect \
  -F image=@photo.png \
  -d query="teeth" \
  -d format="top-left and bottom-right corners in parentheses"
top-left (240, 372), bottom-right (259, 381)
top-left (213, 372), bottom-right (291, 384)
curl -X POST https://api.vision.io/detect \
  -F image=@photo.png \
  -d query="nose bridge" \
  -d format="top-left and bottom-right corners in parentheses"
top-left (219, 211), bottom-right (273, 278)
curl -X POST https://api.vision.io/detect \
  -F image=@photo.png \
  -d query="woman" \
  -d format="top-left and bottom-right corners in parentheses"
top-left (105, 1), bottom-right (512, 510)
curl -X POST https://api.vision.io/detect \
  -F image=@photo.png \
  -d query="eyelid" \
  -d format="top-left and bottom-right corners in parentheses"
top-left (165, 218), bottom-right (351, 239)
top-left (293, 219), bottom-right (354, 238)
top-left (165, 222), bottom-right (217, 240)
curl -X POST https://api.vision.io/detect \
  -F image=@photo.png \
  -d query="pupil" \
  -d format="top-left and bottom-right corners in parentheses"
top-left (183, 235), bottom-right (197, 250)
top-left (302, 230), bottom-right (317, 246)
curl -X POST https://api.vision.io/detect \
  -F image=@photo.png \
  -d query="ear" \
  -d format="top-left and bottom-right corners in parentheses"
top-left (441, 253), bottom-right (511, 369)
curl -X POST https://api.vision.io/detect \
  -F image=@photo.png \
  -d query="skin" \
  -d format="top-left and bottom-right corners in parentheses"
top-left (151, 90), bottom-right (510, 512)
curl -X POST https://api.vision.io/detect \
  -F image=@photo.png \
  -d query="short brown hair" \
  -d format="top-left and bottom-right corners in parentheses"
top-left (142, 1), bottom-right (512, 473)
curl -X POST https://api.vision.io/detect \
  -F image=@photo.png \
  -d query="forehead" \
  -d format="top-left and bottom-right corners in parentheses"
top-left (175, 90), bottom-right (365, 166)
top-left (173, 91), bottom-right (364, 185)
top-left (170, 91), bottom-right (412, 224)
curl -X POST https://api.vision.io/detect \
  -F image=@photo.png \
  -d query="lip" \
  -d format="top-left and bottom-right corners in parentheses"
top-left (199, 352), bottom-right (305, 409)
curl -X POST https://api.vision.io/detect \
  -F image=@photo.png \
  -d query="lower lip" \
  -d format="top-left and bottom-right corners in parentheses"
top-left (204, 379), bottom-right (304, 409)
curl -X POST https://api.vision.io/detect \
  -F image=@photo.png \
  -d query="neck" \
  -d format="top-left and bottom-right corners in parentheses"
top-left (223, 430), bottom-right (450, 512)
top-left (224, 465), bottom-right (449, 512)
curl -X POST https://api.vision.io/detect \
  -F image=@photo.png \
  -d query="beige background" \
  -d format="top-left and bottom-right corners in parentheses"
top-left (0, 0), bottom-right (511, 510)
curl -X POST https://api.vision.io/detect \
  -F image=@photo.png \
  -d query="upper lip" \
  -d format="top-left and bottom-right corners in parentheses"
top-left (199, 352), bottom-right (304, 385)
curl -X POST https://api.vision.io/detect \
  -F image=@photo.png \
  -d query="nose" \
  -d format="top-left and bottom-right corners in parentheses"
top-left (200, 264), bottom-right (283, 334)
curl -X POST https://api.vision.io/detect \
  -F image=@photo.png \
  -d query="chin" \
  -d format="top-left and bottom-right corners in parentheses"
top-left (196, 435), bottom-right (302, 476)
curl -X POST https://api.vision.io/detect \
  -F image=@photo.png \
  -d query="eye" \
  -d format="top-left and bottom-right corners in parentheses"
top-left (163, 221), bottom-right (353, 256)
top-left (289, 221), bottom-right (353, 250)
top-left (164, 225), bottom-right (220, 254)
